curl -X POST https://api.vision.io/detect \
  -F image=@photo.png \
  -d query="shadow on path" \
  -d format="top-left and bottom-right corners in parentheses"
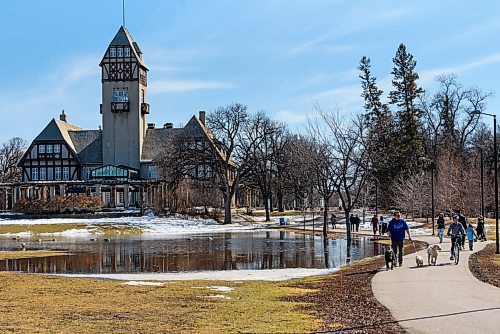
top-left (313, 306), bottom-right (500, 333)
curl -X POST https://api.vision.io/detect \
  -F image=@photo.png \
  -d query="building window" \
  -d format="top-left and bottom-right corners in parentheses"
top-left (141, 89), bottom-right (145, 104)
top-left (55, 167), bottom-right (61, 180)
top-left (63, 167), bottom-right (69, 180)
top-left (124, 47), bottom-right (130, 57)
top-left (148, 166), bottom-right (159, 179)
top-left (110, 47), bottom-right (116, 57)
top-left (54, 144), bottom-right (60, 153)
top-left (39, 145), bottom-right (45, 153)
top-left (32, 168), bottom-right (38, 181)
top-left (117, 47), bottom-right (123, 57)
top-left (46, 145), bottom-right (53, 153)
top-left (113, 90), bottom-right (129, 102)
top-left (40, 167), bottom-right (46, 181)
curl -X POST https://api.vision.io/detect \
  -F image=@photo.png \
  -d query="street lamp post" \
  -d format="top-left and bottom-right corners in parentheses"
top-left (420, 157), bottom-right (436, 235)
top-left (471, 110), bottom-right (499, 254)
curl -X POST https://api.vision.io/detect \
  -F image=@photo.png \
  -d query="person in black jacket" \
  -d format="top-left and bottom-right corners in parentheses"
top-left (437, 213), bottom-right (446, 244)
top-left (476, 216), bottom-right (486, 241)
top-left (458, 211), bottom-right (467, 248)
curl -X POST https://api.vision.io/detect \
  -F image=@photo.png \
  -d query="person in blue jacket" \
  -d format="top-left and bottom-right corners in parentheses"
top-left (387, 210), bottom-right (412, 267)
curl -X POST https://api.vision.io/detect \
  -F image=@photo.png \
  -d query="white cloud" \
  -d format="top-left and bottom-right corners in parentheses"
top-left (419, 52), bottom-right (500, 84)
top-left (149, 80), bottom-right (235, 94)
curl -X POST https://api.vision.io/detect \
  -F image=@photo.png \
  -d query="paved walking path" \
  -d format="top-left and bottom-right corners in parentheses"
top-left (372, 236), bottom-right (500, 334)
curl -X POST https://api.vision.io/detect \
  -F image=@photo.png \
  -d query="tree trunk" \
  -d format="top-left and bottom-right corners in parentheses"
top-left (323, 199), bottom-right (329, 237)
top-left (344, 209), bottom-right (352, 241)
top-left (264, 194), bottom-right (271, 221)
top-left (277, 186), bottom-right (284, 212)
top-left (223, 194), bottom-right (232, 224)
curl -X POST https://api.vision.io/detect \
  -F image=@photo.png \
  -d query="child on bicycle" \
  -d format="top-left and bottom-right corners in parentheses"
top-left (467, 223), bottom-right (477, 251)
top-left (447, 216), bottom-right (465, 260)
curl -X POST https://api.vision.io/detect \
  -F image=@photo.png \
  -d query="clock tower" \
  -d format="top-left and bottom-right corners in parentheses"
top-left (100, 26), bottom-right (149, 170)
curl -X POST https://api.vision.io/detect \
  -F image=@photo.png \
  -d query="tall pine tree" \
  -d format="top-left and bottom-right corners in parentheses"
top-left (389, 43), bottom-right (425, 175)
top-left (358, 56), bottom-right (395, 208)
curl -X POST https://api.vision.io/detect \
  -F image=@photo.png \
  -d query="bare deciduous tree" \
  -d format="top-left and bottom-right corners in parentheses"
top-left (0, 137), bottom-right (27, 183)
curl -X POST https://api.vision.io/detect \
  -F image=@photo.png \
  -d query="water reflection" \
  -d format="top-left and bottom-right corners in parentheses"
top-left (0, 231), bottom-right (383, 274)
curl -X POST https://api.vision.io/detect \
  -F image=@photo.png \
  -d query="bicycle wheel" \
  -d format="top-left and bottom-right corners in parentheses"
top-left (454, 243), bottom-right (460, 265)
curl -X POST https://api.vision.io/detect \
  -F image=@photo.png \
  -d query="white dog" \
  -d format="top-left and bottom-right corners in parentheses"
top-left (415, 255), bottom-right (424, 267)
top-left (427, 244), bottom-right (442, 265)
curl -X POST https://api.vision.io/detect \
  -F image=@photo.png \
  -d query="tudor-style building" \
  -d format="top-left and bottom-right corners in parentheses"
top-left (9, 26), bottom-right (217, 209)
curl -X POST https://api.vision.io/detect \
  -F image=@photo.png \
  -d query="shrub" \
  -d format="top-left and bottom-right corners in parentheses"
top-left (14, 195), bottom-right (103, 215)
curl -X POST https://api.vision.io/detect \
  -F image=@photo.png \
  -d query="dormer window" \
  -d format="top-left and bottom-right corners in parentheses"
top-left (113, 90), bottom-right (129, 102)
top-left (117, 47), bottom-right (123, 57)
top-left (124, 47), bottom-right (130, 57)
top-left (110, 47), bottom-right (116, 57)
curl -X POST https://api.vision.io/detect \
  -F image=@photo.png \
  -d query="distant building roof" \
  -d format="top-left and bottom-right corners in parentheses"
top-left (68, 130), bottom-right (102, 164)
top-left (34, 118), bottom-right (82, 153)
top-left (141, 127), bottom-right (184, 161)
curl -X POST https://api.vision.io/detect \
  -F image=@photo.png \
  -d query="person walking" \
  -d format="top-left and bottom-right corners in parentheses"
top-left (354, 214), bottom-right (361, 232)
top-left (371, 214), bottom-right (378, 236)
top-left (437, 213), bottom-right (446, 244)
top-left (380, 216), bottom-right (387, 235)
top-left (378, 215), bottom-right (383, 235)
top-left (330, 213), bottom-right (337, 229)
top-left (349, 214), bottom-right (355, 232)
top-left (467, 223), bottom-right (477, 251)
top-left (388, 211), bottom-right (412, 267)
top-left (476, 216), bottom-right (486, 241)
top-left (458, 211), bottom-right (467, 249)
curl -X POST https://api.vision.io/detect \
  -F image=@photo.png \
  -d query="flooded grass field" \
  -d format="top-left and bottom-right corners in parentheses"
top-left (0, 230), bottom-right (383, 274)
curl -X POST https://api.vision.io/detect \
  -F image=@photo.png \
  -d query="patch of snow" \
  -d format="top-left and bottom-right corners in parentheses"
top-left (121, 281), bottom-right (165, 286)
top-left (52, 268), bottom-right (338, 281)
top-left (207, 286), bottom-right (234, 292)
top-left (0, 216), bottom-right (265, 236)
top-left (0, 231), bottom-right (32, 237)
top-left (205, 294), bottom-right (231, 300)
top-left (39, 228), bottom-right (101, 237)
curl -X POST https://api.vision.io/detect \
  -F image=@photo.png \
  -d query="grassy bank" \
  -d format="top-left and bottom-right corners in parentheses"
top-left (0, 250), bottom-right (68, 260)
top-left (0, 273), bottom-right (318, 333)
top-left (469, 243), bottom-right (500, 288)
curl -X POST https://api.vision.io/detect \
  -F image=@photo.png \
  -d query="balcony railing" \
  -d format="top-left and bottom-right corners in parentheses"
top-left (141, 103), bottom-right (150, 114)
top-left (111, 101), bottom-right (130, 113)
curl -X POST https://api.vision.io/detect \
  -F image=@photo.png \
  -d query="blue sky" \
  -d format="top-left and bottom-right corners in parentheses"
top-left (1, 0), bottom-right (499, 144)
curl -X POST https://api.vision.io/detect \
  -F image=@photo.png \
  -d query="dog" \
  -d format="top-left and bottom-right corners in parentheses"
top-left (385, 247), bottom-right (395, 270)
top-left (427, 244), bottom-right (442, 265)
top-left (415, 255), bottom-right (424, 267)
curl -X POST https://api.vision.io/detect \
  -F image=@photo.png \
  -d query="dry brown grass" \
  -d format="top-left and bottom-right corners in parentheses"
top-left (0, 273), bottom-right (318, 333)
top-left (0, 250), bottom-right (68, 260)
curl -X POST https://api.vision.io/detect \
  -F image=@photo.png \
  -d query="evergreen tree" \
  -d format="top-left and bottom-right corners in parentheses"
top-left (389, 43), bottom-right (425, 175)
top-left (358, 56), bottom-right (395, 208)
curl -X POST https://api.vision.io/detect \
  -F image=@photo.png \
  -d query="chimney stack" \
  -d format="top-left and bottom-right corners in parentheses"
top-left (199, 110), bottom-right (206, 125)
top-left (60, 110), bottom-right (67, 122)
top-left (147, 123), bottom-right (155, 129)
top-left (163, 123), bottom-right (173, 129)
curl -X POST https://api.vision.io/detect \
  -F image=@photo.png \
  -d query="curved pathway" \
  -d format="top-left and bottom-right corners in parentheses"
top-left (372, 236), bottom-right (500, 334)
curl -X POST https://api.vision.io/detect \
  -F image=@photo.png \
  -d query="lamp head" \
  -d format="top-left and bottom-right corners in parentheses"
top-left (470, 109), bottom-right (482, 115)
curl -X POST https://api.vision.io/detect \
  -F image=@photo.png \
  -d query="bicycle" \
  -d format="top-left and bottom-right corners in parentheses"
top-left (450, 235), bottom-right (461, 265)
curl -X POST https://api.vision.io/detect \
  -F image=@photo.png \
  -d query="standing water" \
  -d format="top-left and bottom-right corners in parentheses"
top-left (0, 231), bottom-right (383, 274)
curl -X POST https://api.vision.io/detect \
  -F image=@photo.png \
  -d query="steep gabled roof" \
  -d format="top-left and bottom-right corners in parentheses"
top-left (104, 25), bottom-right (147, 68)
top-left (34, 118), bottom-right (81, 152)
top-left (68, 130), bottom-right (103, 164)
top-left (141, 127), bottom-right (184, 161)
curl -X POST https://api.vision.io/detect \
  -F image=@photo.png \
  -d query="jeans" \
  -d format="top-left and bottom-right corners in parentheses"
top-left (469, 240), bottom-right (474, 251)
top-left (437, 228), bottom-right (444, 243)
top-left (451, 236), bottom-right (460, 254)
top-left (391, 240), bottom-right (404, 265)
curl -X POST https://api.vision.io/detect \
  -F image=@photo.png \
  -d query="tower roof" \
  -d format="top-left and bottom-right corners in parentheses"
top-left (102, 26), bottom-right (147, 68)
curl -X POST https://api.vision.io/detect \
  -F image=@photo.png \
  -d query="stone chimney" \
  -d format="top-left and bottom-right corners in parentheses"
top-left (199, 110), bottom-right (206, 125)
top-left (163, 123), bottom-right (173, 129)
top-left (147, 123), bottom-right (155, 129)
top-left (60, 110), bottom-right (67, 122)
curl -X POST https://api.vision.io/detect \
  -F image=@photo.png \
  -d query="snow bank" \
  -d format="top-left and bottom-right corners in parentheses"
top-left (53, 268), bottom-right (338, 282)
top-left (0, 216), bottom-right (265, 236)
top-left (122, 281), bottom-right (165, 286)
